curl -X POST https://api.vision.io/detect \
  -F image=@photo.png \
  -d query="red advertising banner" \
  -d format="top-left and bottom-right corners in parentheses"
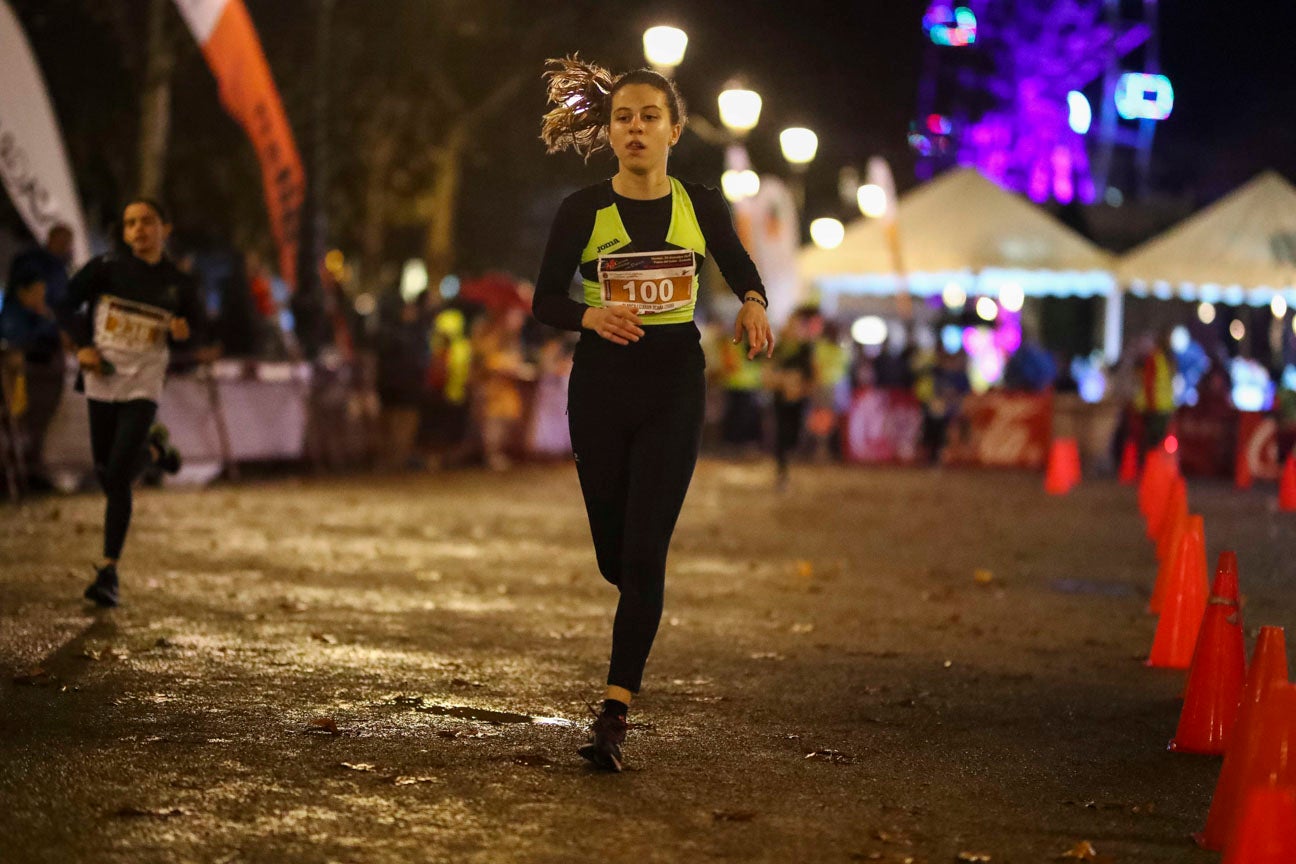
top-left (842, 388), bottom-right (923, 463)
top-left (175, 0), bottom-right (304, 290)
top-left (1175, 404), bottom-right (1237, 477)
top-left (943, 391), bottom-right (1052, 469)
top-left (1236, 411), bottom-right (1279, 481)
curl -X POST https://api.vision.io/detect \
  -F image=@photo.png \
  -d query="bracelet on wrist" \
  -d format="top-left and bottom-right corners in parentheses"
top-left (742, 294), bottom-right (767, 309)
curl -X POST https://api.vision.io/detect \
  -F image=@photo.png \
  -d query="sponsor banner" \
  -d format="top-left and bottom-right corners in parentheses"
top-left (1176, 404), bottom-right (1237, 477)
top-left (944, 391), bottom-right (1052, 469)
top-left (842, 388), bottom-right (923, 463)
top-left (1237, 411), bottom-right (1280, 481)
top-left (174, 0), bottom-right (304, 289)
top-left (0, 1), bottom-right (90, 265)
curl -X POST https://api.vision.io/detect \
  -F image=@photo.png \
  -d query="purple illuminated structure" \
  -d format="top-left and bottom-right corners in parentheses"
top-left (915, 0), bottom-right (1163, 204)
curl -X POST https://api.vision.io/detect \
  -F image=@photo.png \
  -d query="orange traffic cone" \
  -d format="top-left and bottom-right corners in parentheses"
top-left (1139, 448), bottom-right (1172, 523)
top-left (1213, 551), bottom-right (1241, 605)
top-left (1222, 786), bottom-right (1296, 863)
top-left (1209, 685), bottom-right (1296, 852)
top-left (1156, 485), bottom-right (1189, 564)
top-left (1149, 513), bottom-right (1189, 615)
top-left (1279, 455), bottom-right (1296, 512)
top-left (1119, 439), bottom-right (1139, 485)
top-left (1197, 627), bottom-right (1292, 850)
top-left (1150, 474), bottom-right (1186, 549)
top-left (1147, 515), bottom-right (1208, 668)
top-left (1169, 560), bottom-right (1246, 753)
top-left (1045, 437), bottom-right (1081, 495)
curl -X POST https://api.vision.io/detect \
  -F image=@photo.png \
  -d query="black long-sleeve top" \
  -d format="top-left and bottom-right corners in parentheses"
top-left (56, 252), bottom-right (208, 350)
top-left (532, 178), bottom-right (767, 332)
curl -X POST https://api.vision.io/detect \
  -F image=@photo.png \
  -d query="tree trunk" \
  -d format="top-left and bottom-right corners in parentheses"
top-left (137, 0), bottom-right (175, 199)
top-left (423, 120), bottom-right (469, 291)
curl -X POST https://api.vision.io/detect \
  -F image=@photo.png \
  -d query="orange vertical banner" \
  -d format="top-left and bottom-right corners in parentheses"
top-left (174, 0), bottom-right (304, 289)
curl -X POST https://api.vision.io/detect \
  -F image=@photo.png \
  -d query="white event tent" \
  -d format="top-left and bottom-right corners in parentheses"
top-left (1117, 170), bottom-right (1296, 306)
top-left (798, 168), bottom-right (1121, 359)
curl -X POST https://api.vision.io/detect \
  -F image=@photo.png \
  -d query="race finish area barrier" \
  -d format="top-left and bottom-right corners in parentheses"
top-left (43, 360), bottom-right (314, 489)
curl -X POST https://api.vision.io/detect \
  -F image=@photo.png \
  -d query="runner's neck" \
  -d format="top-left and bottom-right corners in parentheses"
top-left (611, 171), bottom-right (671, 201)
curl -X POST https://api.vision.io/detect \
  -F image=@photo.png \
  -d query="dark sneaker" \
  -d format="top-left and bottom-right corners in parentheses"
top-left (577, 710), bottom-right (627, 772)
top-left (148, 423), bottom-right (182, 475)
top-left (83, 564), bottom-right (119, 607)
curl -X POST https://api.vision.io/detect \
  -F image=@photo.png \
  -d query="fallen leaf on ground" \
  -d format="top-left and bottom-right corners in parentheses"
top-left (973, 568), bottom-right (995, 585)
top-left (311, 632), bottom-right (338, 644)
top-left (339, 762), bottom-right (376, 772)
top-left (791, 623), bottom-right (816, 634)
top-left (81, 648), bottom-right (102, 661)
top-left (1058, 841), bottom-right (1098, 860)
top-left (804, 749), bottom-right (855, 764)
top-left (957, 854), bottom-right (992, 863)
top-left (750, 652), bottom-right (786, 661)
top-left (279, 600), bottom-right (307, 613)
top-left (872, 829), bottom-right (911, 845)
top-left (712, 810), bottom-right (757, 822)
top-left (308, 716), bottom-right (340, 734)
top-left (113, 806), bottom-right (186, 819)
top-left (393, 775), bottom-right (436, 786)
top-left (795, 560), bottom-right (814, 578)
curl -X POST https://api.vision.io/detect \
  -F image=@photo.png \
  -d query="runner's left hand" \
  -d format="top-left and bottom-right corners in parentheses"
top-left (733, 301), bottom-right (775, 360)
top-left (170, 317), bottom-right (190, 340)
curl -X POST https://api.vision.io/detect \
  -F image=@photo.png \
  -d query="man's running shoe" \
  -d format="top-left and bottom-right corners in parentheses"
top-left (148, 423), bottom-right (182, 475)
top-left (83, 563), bottom-right (119, 607)
top-left (577, 710), bottom-right (627, 772)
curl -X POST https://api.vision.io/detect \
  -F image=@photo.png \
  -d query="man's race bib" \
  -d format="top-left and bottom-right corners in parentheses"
top-left (597, 250), bottom-right (695, 314)
top-left (95, 294), bottom-right (171, 352)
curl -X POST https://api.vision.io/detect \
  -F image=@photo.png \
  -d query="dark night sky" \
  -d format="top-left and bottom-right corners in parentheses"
top-left (5, 1), bottom-right (1294, 281)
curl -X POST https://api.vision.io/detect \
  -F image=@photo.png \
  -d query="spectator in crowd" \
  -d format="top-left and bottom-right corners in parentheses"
top-left (9, 223), bottom-right (74, 310)
top-left (527, 330), bottom-right (574, 459)
top-left (922, 348), bottom-right (971, 464)
top-left (426, 306), bottom-right (475, 466)
top-left (375, 292), bottom-right (430, 470)
top-left (1002, 334), bottom-right (1057, 392)
top-left (770, 306), bottom-right (820, 488)
top-left (717, 325), bottom-right (765, 454)
top-left (0, 269), bottom-right (64, 487)
top-left (808, 319), bottom-right (850, 460)
top-left (1132, 330), bottom-right (1176, 453)
top-left (473, 307), bottom-right (532, 471)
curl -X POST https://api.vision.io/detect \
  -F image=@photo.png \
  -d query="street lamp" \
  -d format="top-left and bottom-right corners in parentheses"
top-left (857, 183), bottom-right (888, 218)
top-left (717, 84), bottom-right (762, 135)
top-left (779, 127), bottom-right (818, 166)
top-left (643, 26), bottom-right (688, 75)
top-left (721, 169), bottom-right (760, 202)
top-left (809, 217), bottom-right (844, 250)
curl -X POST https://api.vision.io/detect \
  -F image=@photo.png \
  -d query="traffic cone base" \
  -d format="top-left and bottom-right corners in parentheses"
top-left (1221, 786), bottom-right (1296, 863)
top-left (1147, 515), bottom-right (1208, 668)
top-left (1169, 597), bottom-right (1246, 754)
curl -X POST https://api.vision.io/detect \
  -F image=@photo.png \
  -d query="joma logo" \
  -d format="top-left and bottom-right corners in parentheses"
top-left (597, 238), bottom-right (621, 253)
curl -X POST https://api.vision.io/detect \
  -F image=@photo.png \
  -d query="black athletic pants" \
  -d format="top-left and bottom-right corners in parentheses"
top-left (88, 398), bottom-right (156, 560)
top-left (567, 325), bottom-right (706, 694)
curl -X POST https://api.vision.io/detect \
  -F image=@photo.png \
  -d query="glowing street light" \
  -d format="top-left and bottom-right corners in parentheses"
top-left (1197, 302), bottom-right (1216, 324)
top-left (779, 127), bottom-right (818, 167)
top-left (809, 217), bottom-right (844, 250)
top-left (717, 84), bottom-right (762, 135)
top-left (975, 296), bottom-right (998, 321)
top-left (643, 26), bottom-right (688, 74)
top-left (721, 169), bottom-right (760, 202)
top-left (998, 282), bottom-right (1025, 313)
top-left (857, 183), bottom-right (887, 218)
top-left (1272, 295), bottom-right (1288, 318)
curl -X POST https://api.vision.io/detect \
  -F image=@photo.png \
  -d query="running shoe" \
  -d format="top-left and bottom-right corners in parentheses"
top-left (148, 423), bottom-right (182, 475)
top-left (577, 710), bottom-right (628, 772)
top-left (83, 563), bottom-right (119, 607)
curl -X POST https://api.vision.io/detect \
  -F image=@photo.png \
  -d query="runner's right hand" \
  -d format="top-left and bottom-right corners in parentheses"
top-left (582, 306), bottom-right (644, 346)
top-left (77, 346), bottom-right (104, 372)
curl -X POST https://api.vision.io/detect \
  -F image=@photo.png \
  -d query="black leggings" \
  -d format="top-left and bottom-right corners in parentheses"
top-left (567, 330), bottom-right (706, 693)
top-left (88, 399), bottom-right (157, 560)
top-left (773, 396), bottom-right (807, 471)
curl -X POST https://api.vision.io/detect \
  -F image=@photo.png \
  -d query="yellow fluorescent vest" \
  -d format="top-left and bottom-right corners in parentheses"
top-left (579, 177), bottom-right (707, 326)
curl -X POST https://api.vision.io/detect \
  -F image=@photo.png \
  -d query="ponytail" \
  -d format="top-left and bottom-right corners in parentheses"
top-left (539, 55), bottom-right (616, 160)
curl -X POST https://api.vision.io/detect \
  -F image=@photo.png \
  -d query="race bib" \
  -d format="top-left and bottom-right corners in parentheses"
top-left (597, 250), bottom-right (695, 314)
top-left (96, 294), bottom-right (171, 352)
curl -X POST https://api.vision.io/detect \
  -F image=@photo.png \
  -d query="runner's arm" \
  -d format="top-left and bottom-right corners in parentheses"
top-left (532, 194), bottom-right (595, 332)
top-left (688, 184), bottom-right (767, 305)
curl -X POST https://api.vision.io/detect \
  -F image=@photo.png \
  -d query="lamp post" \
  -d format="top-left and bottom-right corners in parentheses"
top-left (642, 26), bottom-right (688, 76)
top-left (717, 82), bottom-right (762, 202)
top-left (779, 126), bottom-right (817, 238)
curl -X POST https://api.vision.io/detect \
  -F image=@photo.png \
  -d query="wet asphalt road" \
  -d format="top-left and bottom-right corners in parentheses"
top-left (1, 461), bottom-right (1293, 863)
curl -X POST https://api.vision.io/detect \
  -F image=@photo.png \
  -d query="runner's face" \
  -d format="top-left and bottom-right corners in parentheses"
top-left (608, 84), bottom-right (680, 175)
top-left (122, 203), bottom-right (171, 260)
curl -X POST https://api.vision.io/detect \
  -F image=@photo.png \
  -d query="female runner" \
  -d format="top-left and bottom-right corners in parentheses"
top-left (56, 199), bottom-right (205, 607)
top-left (533, 57), bottom-right (774, 771)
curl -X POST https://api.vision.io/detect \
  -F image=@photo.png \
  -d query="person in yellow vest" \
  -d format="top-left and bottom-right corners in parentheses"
top-left (718, 329), bottom-right (766, 453)
top-left (533, 56), bottom-right (775, 771)
top-left (1133, 331), bottom-right (1176, 453)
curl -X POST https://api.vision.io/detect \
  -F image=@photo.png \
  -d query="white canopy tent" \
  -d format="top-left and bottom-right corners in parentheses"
top-left (1118, 170), bottom-right (1296, 305)
top-left (798, 168), bottom-right (1121, 359)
